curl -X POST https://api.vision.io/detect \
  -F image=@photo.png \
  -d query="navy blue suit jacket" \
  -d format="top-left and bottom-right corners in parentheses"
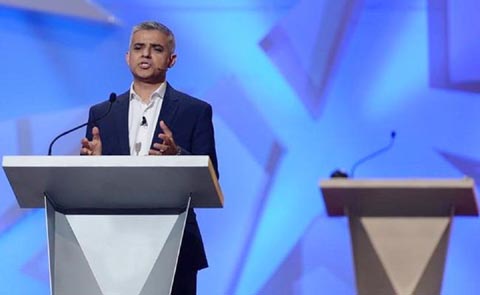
top-left (85, 83), bottom-right (218, 270)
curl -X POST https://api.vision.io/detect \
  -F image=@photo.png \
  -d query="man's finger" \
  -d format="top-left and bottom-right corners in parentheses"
top-left (159, 120), bottom-right (172, 137)
top-left (153, 143), bottom-right (168, 151)
top-left (149, 149), bottom-right (162, 156)
top-left (158, 133), bottom-right (173, 145)
top-left (81, 138), bottom-right (89, 148)
top-left (92, 126), bottom-right (101, 141)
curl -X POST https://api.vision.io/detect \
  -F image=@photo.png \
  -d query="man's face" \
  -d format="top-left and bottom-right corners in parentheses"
top-left (126, 29), bottom-right (176, 84)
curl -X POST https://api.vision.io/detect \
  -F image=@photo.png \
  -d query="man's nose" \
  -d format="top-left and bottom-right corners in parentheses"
top-left (141, 46), bottom-right (151, 57)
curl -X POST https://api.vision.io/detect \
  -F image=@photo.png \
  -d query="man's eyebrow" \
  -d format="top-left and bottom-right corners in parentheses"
top-left (132, 42), bottom-right (164, 48)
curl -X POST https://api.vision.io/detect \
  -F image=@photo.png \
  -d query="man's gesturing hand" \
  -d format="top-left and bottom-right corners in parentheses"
top-left (80, 126), bottom-right (102, 155)
top-left (149, 120), bottom-right (179, 155)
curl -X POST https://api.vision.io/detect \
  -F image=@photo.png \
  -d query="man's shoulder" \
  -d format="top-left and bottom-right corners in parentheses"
top-left (167, 84), bottom-right (211, 109)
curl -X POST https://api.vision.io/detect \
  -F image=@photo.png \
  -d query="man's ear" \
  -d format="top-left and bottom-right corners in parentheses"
top-left (168, 54), bottom-right (177, 68)
top-left (125, 51), bottom-right (130, 66)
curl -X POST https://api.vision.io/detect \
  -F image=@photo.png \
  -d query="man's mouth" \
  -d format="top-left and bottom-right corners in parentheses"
top-left (139, 62), bottom-right (151, 69)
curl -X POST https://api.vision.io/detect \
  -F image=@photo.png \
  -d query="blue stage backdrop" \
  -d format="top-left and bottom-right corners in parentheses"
top-left (1, 0), bottom-right (480, 294)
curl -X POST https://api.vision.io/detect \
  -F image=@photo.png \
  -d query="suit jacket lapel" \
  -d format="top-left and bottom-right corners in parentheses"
top-left (113, 91), bottom-right (130, 155)
top-left (152, 83), bottom-right (179, 146)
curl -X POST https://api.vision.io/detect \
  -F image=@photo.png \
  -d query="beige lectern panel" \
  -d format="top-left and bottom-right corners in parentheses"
top-left (321, 178), bottom-right (478, 216)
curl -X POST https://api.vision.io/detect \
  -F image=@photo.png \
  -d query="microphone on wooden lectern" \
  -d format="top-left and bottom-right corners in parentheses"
top-left (330, 131), bottom-right (397, 178)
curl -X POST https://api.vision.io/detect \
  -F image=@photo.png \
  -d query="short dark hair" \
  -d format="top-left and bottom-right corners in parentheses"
top-left (129, 21), bottom-right (176, 53)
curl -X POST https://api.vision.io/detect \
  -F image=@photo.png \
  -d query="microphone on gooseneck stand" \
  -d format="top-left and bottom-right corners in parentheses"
top-left (47, 93), bottom-right (117, 155)
top-left (349, 131), bottom-right (396, 177)
top-left (330, 131), bottom-right (397, 178)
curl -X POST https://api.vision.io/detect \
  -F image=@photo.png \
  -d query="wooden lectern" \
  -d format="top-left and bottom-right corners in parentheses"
top-left (2, 155), bottom-right (223, 295)
top-left (321, 178), bottom-right (478, 295)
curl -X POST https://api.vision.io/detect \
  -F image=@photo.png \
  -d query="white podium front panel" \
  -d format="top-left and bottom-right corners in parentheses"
top-left (46, 199), bottom-right (189, 295)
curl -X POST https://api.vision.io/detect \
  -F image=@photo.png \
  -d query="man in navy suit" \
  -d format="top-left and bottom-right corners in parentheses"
top-left (81, 21), bottom-right (218, 295)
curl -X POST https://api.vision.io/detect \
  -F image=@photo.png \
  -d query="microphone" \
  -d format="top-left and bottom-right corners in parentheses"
top-left (330, 131), bottom-right (397, 178)
top-left (47, 93), bottom-right (117, 155)
top-left (141, 116), bottom-right (148, 126)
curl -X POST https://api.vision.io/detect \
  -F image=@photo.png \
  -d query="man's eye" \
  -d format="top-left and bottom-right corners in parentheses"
top-left (154, 46), bottom-right (164, 52)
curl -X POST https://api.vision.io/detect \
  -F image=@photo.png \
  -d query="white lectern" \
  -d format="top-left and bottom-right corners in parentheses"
top-left (321, 178), bottom-right (478, 295)
top-left (2, 156), bottom-right (223, 295)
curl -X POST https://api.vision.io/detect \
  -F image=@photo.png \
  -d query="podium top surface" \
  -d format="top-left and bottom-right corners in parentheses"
top-left (3, 156), bottom-right (223, 211)
top-left (320, 178), bottom-right (478, 216)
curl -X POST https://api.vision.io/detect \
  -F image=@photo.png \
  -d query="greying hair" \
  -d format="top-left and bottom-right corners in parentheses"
top-left (129, 21), bottom-right (176, 53)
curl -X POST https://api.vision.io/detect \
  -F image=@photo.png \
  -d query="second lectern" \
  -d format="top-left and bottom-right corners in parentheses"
top-left (321, 178), bottom-right (478, 295)
top-left (3, 155), bottom-right (223, 295)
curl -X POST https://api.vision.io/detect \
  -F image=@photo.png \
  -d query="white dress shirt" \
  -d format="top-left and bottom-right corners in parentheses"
top-left (128, 82), bottom-right (166, 156)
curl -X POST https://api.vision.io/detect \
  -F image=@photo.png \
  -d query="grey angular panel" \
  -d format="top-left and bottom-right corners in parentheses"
top-left (0, 0), bottom-right (116, 23)
top-left (48, 205), bottom-right (103, 295)
top-left (140, 208), bottom-right (189, 295)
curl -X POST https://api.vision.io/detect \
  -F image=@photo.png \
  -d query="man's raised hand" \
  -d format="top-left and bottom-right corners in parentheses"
top-left (80, 126), bottom-right (102, 155)
top-left (149, 120), bottom-right (178, 155)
